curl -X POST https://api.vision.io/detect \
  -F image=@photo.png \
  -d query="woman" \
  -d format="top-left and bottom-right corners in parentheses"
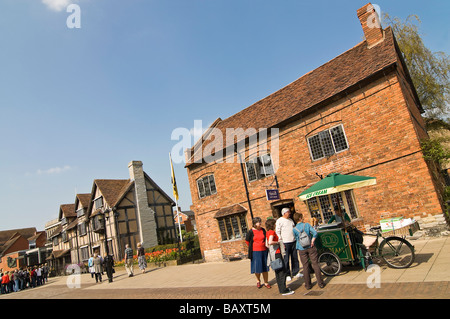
top-left (92, 253), bottom-right (102, 283)
top-left (88, 254), bottom-right (95, 278)
top-left (245, 217), bottom-right (271, 289)
top-left (266, 218), bottom-right (294, 295)
top-left (137, 242), bottom-right (147, 274)
top-left (293, 213), bottom-right (325, 290)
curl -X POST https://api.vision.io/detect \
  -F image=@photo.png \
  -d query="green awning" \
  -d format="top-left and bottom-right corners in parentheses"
top-left (298, 173), bottom-right (376, 201)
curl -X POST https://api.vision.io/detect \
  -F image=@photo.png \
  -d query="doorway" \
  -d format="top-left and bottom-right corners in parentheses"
top-left (271, 200), bottom-right (296, 219)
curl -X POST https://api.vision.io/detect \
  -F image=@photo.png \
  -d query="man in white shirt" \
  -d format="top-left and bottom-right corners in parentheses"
top-left (276, 207), bottom-right (301, 281)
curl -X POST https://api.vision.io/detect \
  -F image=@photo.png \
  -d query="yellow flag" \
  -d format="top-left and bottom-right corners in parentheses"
top-left (169, 153), bottom-right (179, 201)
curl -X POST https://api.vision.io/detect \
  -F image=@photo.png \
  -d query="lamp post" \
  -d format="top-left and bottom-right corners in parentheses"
top-left (234, 145), bottom-right (254, 220)
top-left (102, 208), bottom-right (110, 255)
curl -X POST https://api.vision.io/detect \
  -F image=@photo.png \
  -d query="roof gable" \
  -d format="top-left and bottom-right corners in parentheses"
top-left (59, 204), bottom-right (76, 220)
top-left (87, 179), bottom-right (131, 215)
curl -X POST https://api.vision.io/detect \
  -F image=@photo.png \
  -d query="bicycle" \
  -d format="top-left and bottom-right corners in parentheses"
top-left (357, 225), bottom-right (415, 270)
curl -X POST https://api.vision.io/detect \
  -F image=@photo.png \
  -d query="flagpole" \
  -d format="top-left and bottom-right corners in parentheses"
top-left (175, 198), bottom-right (183, 243)
top-left (170, 152), bottom-right (183, 243)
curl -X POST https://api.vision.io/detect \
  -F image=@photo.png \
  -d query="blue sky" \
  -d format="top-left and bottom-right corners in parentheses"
top-left (0, 0), bottom-right (448, 231)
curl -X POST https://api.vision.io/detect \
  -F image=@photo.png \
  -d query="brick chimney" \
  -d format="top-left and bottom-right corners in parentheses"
top-left (357, 3), bottom-right (384, 48)
top-left (128, 161), bottom-right (158, 247)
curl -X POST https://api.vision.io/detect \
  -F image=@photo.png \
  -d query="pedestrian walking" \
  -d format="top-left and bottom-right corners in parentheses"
top-left (293, 213), bottom-right (325, 290)
top-left (245, 217), bottom-right (271, 289)
top-left (103, 253), bottom-right (115, 283)
top-left (266, 218), bottom-right (294, 296)
top-left (88, 254), bottom-right (95, 278)
top-left (93, 253), bottom-right (102, 283)
top-left (276, 207), bottom-right (301, 281)
top-left (137, 242), bottom-right (147, 274)
top-left (124, 244), bottom-right (134, 277)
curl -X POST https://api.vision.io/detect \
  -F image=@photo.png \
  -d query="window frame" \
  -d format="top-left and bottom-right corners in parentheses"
top-left (94, 196), bottom-right (104, 210)
top-left (196, 174), bottom-right (217, 199)
top-left (245, 153), bottom-right (275, 182)
top-left (307, 124), bottom-right (349, 161)
top-left (305, 190), bottom-right (359, 224)
top-left (217, 213), bottom-right (248, 242)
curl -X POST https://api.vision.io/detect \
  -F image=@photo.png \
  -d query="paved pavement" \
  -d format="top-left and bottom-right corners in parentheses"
top-left (1, 237), bottom-right (449, 301)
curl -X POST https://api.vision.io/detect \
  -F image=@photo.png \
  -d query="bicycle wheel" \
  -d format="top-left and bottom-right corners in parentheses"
top-left (318, 252), bottom-right (342, 276)
top-left (379, 237), bottom-right (415, 269)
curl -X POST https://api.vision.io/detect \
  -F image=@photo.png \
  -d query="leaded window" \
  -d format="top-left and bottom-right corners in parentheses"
top-left (307, 124), bottom-right (349, 161)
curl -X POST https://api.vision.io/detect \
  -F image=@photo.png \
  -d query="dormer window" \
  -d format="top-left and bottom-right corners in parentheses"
top-left (76, 208), bottom-right (85, 217)
top-left (94, 196), bottom-right (103, 210)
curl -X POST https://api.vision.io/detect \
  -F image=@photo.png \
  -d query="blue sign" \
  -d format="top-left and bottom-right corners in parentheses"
top-left (266, 189), bottom-right (280, 201)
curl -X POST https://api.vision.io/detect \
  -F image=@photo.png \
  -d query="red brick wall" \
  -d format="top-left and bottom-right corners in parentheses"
top-left (0, 252), bottom-right (24, 272)
top-left (188, 70), bottom-right (444, 261)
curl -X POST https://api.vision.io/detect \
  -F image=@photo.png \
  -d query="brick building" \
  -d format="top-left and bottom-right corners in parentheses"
top-left (185, 3), bottom-right (446, 262)
top-left (0, 228), bottom-right (47, 271)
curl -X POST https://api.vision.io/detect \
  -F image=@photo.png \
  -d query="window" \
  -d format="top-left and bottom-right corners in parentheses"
top-left (217, 214), bottom-right (248, 241)
top-left (245, 153), bottom-right (275, 182)
top-left (80, 246), bottom-right (89, 261)
top-left (197, 174), bottom-right (217, 199)
top-left (78, 222), bottom-right (87, 236)
top-left (94, 196), bottom-right (103, 210)
top-left (307, 124), bottom-right (348, 161)
top-left (76, 208), bottom-right (85, 218)
top-left (61, 231), bottom-right (68, 242)
top-left (306, 190), bottom-right (359, 223)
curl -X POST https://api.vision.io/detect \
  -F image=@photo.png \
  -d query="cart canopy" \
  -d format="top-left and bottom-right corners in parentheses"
top-left (298, 173), bottom-right (376, 201)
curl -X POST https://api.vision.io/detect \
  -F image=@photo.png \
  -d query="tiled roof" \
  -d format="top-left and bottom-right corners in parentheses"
top-left (87, 179), bottom-right (132, 215)
top-left (187, 27), bottom-right (399, 166)
top-left (214, 204), bottom-right (247, 219)
top-left (76, 193), bottom-right (91, 209)
top-left (0, 228), bottom-right (36, 246)
top-left (60, 203), bottom-right (76, 218)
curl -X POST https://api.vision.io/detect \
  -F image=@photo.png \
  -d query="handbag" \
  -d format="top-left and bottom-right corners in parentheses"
top-left (299, 224), bottom-right (311, 248)
top-left (270, 257), bottom-right (284, 271)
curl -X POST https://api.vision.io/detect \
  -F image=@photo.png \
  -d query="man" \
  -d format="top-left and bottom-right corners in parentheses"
top-left (327, 206), bottom-right (351, 224)
top-left (103, 253), bottom-right (115, 283)
top-left (276, 207), bottom-right (301, 281)
top-left (124, 244), bottom-right (134, 277)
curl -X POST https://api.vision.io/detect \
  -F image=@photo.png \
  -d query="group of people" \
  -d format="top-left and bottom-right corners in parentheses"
top-left (87, 242), bottom-right (147, 283)
top-left (123, 242), bottom-right (147, 278)
top-left (0, 264), bottom-right (49, 294)
top-left (245, 207), bottom-right (325, 296)
top-left (87, 252), bottom-right (115, 283)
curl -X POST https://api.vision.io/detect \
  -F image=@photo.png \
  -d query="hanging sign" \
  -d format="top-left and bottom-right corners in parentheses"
top-left (266, 189), bottom-right (280, 201)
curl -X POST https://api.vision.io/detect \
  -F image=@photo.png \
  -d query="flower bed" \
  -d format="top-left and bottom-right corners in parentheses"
top-left (115, 247), bottom-right (184, 267)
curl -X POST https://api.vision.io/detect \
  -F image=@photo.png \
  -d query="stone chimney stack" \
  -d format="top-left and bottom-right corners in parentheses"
top-left (128, 161), bottom-right (158, 248)
top-left (357, 3), bottom-right (384, 48)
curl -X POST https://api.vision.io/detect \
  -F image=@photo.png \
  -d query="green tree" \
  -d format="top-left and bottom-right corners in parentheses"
top-left (384, 14), bottom-right (450, 120)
